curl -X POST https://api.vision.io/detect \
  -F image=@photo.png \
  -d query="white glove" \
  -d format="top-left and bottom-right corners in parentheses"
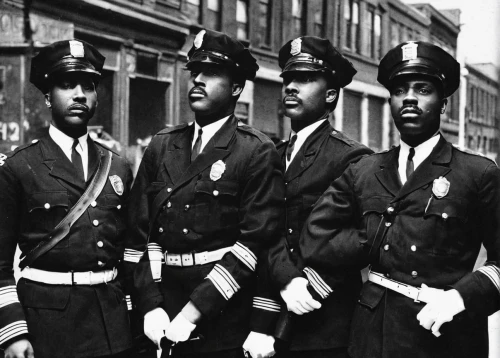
top-left (144, 307), bottom-right (170, 349)
top-left (280, 277), bottom-right (321, 315)
top-left (165, 312), bottom-right (197, 343)
top-left (242, 331), bottom-right (276, 358)
top-left (416, 285), bottom-right (465, 337)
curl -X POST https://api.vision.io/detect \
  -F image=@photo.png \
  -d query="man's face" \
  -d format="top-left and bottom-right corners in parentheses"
top-left (187, 63), bottom-right (236, 116)
top-left (389, 75), bottom-right (446, 145)
top-left (281, 72), bottom-right (335, 122)
top-left (48, 72), bottom-right (97, 133)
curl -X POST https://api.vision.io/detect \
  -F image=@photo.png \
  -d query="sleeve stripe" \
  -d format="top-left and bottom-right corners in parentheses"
top-left (0, 286), bottom-right (20, 309)
top-left (124, 248), bottom-right (143, 263)
top-left (206, 264), bottom-right (240, 300)
top-left (303, 267), bottom-right (333, 299)
top-left (231, 242), bottom-right (257, 271)
top-left (147, 243), bottom-right (163, 282)
top-left (0, 321), bottom-right (29, 345)
top-left (125, 295), bottom-right (133, 311)
top-left (477, 265), bottom-right (500, 293)
top-left (253, 297), bottom-right (281, 312)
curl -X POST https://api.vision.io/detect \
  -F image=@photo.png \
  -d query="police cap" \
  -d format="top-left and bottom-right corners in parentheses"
top-left (186, 29), bottom-right (259, 81)
top-left (279, 36), bottom-right (357, 88)
top-left (378, 41), bottom-right (460, 98)
top-left (30, 39), bottom-right (105, 93)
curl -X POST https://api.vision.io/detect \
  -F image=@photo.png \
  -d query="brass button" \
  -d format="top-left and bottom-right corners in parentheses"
top-left (411, 245), bottom-right (417, 252)
top-left (387, 207), bottom-right (394, 214)
top-left (31, 139), bottom-right (38, 144)
top-left (158, 227), bottom-right (164, 233)
top-left (385, 222), bottom-right (392, 227)
top-left (290, 248), bottom-right (294, 252)
top-left (411, 271), bottom-right (418, 278)
top-left (384, 244), bottom-right (389, 251)
top-left (213, 190), bottom-right (219, 196)
top-left (44, 203), bottom-right (51, 210)
top-left (167, 201), bottom-right (172, 208)
top-left (288, 228), bottom-right (293, 234)
top-left (167, 188), bottom-right (172, 193)
top-left (183, 228), bottom-right (189, 235)
top-left (93, 220), bottom-right (99, 226)
top-left (97, 241), bottom-right (103, 248)
top-left (442, 213), bottom-right (448, 220)
top-left (98, 261), bottom-right (105, 267)
top-left (184, 205), bottom-right (190, 211)
top-left (117, 205), bottom-right (121, 210)
top-left (91, 201), bottom-right (97, 208)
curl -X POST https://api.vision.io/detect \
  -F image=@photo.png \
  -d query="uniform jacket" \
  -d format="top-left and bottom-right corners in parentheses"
top-left (261, 120), bottom-right (372, 351)
top-left (130, 116), bottom-right (285, 353)
top-left (300, 135), bottom-right (500, 358)
top-left (0, 134), bottom-right (133, 358)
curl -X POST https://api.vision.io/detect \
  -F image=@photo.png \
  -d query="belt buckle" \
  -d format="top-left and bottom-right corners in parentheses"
top-left (181, 253), bottom-right (194, 266)
top-left (74, 271), bottom-right (91, 285)
top-left (166, 253), bottom-right (182, 267)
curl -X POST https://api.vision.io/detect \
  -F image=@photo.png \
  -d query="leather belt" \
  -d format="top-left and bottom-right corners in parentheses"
top-left (368, 270), bottom-right (429, 303)
top-left (21, 267), bottom-right (118, 285)
top-left (164, 247), bottom-right (231, 267)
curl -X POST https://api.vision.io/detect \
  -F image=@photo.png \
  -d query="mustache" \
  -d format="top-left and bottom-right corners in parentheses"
top-left (68, 103), bottom-right (89, 112)
top-left (400, 105), bottom-right (423, 115)
top-left (283, 95), bottom-right (301, 104)
top-left (189, 87), bottom-right (207, 96)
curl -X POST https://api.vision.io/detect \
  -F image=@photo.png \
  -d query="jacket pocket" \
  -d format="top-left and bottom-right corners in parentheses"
top-left (357, 281), bottom-right (385, 310)
top-left (17, 278), bottom-right (71, 310)
top-left (423, 196), bottom-right (467, 255)
top-left (194, 180), bottom-right (239, 231)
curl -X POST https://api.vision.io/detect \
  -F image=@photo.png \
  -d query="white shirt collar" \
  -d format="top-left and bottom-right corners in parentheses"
top-left (398, 134), bottom-right (441, 185)
top-left (286, 119), bottom-right (327, 170)
top-left (192, 115), bottom-right (231, 153)
top-left (49, 124), bottom-right (89, 180)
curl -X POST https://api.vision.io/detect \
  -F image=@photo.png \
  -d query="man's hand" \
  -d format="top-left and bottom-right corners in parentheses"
top-left (165, 313), bottom-right (196, 343)
top-left (280, 277), bottom-right (321, 315)
top-left (4, 338), bottom-right (34, 358)
top-left (144, 307), bottom-right (170, 349)
top-left (242, 331), bottom-right (276, 358)
top-left (416, 285), bottom-right (465, 337)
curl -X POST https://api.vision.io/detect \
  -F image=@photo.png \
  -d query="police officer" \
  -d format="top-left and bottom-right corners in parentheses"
top-left (253, 36), bottom-right (372, 358)
top-left (0, 40), bottom-right (133, 357)
top-left (298, 41), bottom-right (500, 357)
top-left (129, 29), bottom-right (285, 358)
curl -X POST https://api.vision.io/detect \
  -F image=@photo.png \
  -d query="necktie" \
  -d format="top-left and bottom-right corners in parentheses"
top-left (72, 139), bottom-right (85, 181)
top-left (191, 127), bottom-right (203, 162)
top-left (406, 147), bottom-right (415, 180)
top-left (286, 133), bottom-right (298, 162)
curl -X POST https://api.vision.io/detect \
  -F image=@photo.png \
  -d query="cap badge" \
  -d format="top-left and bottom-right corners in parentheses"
top-left (402, 42), bottom-right (418, 61)
top-left (194, 30), bottom-right (206, 49)
top-left (290, 38), bottom-right (302, 56)
top-left (69, 40), bottom-right (85, 58)
top-left (109, 175), bottom-right (124, 196)
top-left (210, 160), bottom-right (226, 181)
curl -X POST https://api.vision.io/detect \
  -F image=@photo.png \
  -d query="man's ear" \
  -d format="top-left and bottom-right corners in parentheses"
top-left (45, 93), bottom-right (51, 108)
top-left (440, 98), bottom-right (448, 114)
top-left (232, 82), bottom-right (244, 97)
top-left (325, 89), bottom-right (337, 104)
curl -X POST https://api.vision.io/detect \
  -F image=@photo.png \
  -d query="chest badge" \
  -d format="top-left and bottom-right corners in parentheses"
top-left (432, 176), bottom-right (450, 198)
top-left (109, 175), bottom-right (124, 196)
top-left (210, 160), bottom-right (226, 181)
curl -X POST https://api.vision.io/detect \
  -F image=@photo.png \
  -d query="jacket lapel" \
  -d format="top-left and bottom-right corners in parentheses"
top-left (173, 116), bottom-right (235, 189)
top-left (163, 125), bottom-right (192, 185)
top-left (87, 138), bottom-right (101, 182)
top-left (394, 136), bottom-right (452, 201)
top-left (285, 121), bottom-right (330, 182)
top-left (374, 148), bottom-right (402, 198)
top-left (41, 135), bottom-right (86, 190)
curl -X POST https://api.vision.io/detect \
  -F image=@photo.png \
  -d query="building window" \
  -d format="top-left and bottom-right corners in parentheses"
top-left (258, 0), bottom-right (272, 47)
top-left (390, 21), bottom-right (399, 48)
top-left (292, 0), bottom-right (306, 38)
top-left (185, 0), bottom-right (201, 24)
top-left (312, 0), bottom-right (325, 37)
top-left (237, 0), bottom-right (249, 40)
top-left (207, 0), bottom-right (221, 31)
top-left (374, 13), bottom-right (382, 59)
top-left (344, 0), bottom-right (360, 53)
